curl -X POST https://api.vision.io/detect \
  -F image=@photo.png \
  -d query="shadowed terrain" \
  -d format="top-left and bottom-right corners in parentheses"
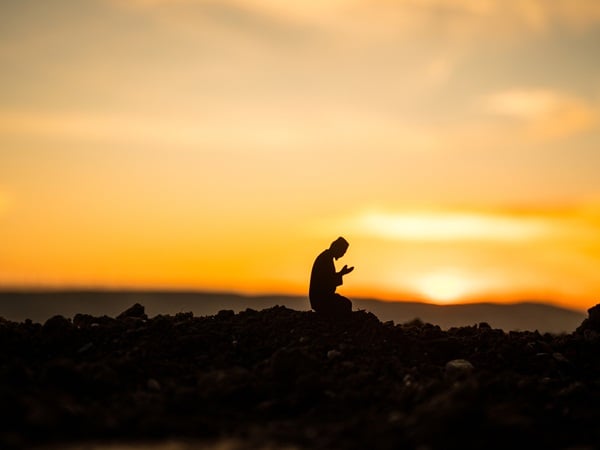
top-left (0, 291), bottom-right (586, 333)
top-left (1, 302), bottom-right (600, 449)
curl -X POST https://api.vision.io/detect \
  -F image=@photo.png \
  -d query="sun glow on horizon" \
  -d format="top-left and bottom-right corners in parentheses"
top-left (410, 271), bottom-right (486, 303)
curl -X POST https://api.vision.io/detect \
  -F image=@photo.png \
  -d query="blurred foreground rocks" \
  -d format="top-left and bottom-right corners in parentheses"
top-left (1, 303), bottom-right (600, 449)
top-left (575, 304), bottom-right (600, 337)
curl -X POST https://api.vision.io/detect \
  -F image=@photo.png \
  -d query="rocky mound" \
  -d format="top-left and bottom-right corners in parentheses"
top-left (2, 304), bottom-right (600, 449)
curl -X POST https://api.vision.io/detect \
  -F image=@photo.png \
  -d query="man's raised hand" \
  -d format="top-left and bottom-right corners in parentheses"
top-left (340, 265), bottom-right (355, 276)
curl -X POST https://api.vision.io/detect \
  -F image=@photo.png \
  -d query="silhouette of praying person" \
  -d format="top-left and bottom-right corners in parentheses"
top-left (309, 237), bottom-right (354, 316)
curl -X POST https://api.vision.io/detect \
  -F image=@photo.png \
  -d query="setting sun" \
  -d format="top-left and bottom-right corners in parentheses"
top-left (412, 271), bottom-right (479, 303)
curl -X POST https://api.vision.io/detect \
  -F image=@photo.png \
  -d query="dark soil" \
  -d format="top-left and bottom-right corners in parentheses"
top-left (2, 303), bottom-right (600, 449)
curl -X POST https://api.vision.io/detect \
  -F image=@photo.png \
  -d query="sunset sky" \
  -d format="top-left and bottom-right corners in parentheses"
top-left (1, 0), bottom-right (600, 310)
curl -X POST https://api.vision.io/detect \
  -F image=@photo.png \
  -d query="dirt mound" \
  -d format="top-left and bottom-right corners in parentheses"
top-left (1, 305), bottom-right (600, 449)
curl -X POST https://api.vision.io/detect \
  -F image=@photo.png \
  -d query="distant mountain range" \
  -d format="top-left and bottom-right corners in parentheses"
top-left (0, 290), bottom-right (588, 334)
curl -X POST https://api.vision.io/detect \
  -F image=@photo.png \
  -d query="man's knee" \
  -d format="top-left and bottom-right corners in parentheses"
top-left (335, 294), bottom-right (352, 310)
top-left (311, 294), bottom-right (352, 317)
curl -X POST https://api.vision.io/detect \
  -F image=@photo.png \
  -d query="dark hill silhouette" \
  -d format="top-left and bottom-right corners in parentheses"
top-left (0, 290), bottom-right (585, 333)
top-left (353, 298), bottom-right (585, 334)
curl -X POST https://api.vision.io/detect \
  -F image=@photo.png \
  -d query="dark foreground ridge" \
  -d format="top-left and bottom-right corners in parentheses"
top-left (2, 304), bottom-right (600, 449)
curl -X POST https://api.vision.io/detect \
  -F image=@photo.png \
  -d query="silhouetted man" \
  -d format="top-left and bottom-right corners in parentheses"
top-left (309, 237), bottom-right (354, 316)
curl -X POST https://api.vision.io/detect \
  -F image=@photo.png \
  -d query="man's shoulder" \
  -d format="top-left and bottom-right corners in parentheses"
top-left (316, 249), bottom-right (330, 260)
top-left (313, 249), bottom-right (331, 266)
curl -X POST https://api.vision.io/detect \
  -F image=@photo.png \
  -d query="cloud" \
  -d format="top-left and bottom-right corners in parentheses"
top-left (485, 89), bottom-right (565, 119)
top-left (366, 0), bottom-right (600, 34)
top-left (331, 206), bottom-right (600, 246)
top-left (349, 210), bottom-right (553, 242)
top-left (106, 0), bottom-right (319, 45)
top-left (0, 107), bottom-right (439, 155)
top-left (97, 0), bottom-right (600, 109)
top-left (108, 0), bottom-right (600, 41)
top-left (483, 89), bottom-right (597, 139)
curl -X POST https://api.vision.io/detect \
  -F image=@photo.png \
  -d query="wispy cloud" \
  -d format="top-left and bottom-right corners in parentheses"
top-left (350, 210), bottom-right (553, 242)
top-left (106, 0), bottom-right (600, 45)
top-left (483, 89), bottom-right (597, 139)
top-left (101, 0), bottom-right (600, 102)
top-left (339, 206), bottom-right (600, 243)
top-left (0, 107), bottom-right (438, 154)
top-left (106, 0), bottom-right (319, 45)
top-left (485, 89), bottom-right (567, 119)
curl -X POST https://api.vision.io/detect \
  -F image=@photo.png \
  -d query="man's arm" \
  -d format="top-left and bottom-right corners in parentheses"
top-left (338, 265), bottom-right (354, 276)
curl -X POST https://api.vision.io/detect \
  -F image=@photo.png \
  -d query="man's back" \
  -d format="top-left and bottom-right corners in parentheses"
top-left (309, 249), bottom-right (337, 300)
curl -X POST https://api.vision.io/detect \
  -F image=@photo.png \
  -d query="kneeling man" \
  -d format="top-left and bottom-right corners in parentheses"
top-left (309, 237), bottom-right (354, 317)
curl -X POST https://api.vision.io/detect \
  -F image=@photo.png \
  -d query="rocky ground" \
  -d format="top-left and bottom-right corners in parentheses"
top-left (2, 303), bottom-right (600, 449)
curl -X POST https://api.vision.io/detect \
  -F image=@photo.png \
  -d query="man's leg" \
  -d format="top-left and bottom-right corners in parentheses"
top-left (312, 294), bottom-right (352, 317)
top-left (333, 293), bottom-right (352, 315)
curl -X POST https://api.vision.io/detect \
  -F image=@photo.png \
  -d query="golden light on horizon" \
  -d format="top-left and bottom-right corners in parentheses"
top-left (413, 271), bottom-right (476, 303)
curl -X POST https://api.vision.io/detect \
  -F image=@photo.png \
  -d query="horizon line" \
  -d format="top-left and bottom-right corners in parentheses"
top-left (0, 285), bottom-right (588, 312)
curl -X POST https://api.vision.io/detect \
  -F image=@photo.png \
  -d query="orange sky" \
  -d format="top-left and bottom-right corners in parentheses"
top-left (1, 1), bottom-right (600, 310)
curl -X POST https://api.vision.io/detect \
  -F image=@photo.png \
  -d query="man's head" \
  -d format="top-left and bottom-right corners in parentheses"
top-left (329, 237), bottom-right (349, 259)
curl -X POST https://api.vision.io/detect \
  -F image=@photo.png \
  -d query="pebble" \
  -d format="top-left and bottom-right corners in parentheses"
top-left (327, 350), bottom-right (342, 360)
top-left (117, 303), bottom-right (147, 320)
top-left (445, 359), bottom-right (474, 377)
top-left (77, 342), bottom-right (94, 354)
top-left (147, 378), bottom-right (161, 391)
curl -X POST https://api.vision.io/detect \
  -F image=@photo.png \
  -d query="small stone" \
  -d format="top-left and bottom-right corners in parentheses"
top-left (584, 329), bottom-right (600, 341)
top-left (147, 378), bottom-right (161, 391)
top-left (175, 311), bottom-right (193, 321)
top-left (588, 304), bottom-right (600, 325)
top-left (216, 309), bottom-right (235, 319)
top-left (257, 400), bottom-right (276, 412)
top-left (559, 382), bottom-right (588, 403)
top-left (445, 359), bottom-right (474, 377)
top-left (77, 342), bottom-right (94, 354)
top-left (341, 361), bottom-right (356, 370)
top-left (576, 303), bottom-right (600, 334)
top-left (73, 313), bottom-right (94, 328)
top-left (43, 315), bottom-right (72, 332)
top-left (552, 352), bottom-right (569, 363)
top-left (388, 410), bottom-right (404, 423)
top-left (327, 350), bottom-right (342, 360)
top-left (117, 303), bottom-right (147, 320)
